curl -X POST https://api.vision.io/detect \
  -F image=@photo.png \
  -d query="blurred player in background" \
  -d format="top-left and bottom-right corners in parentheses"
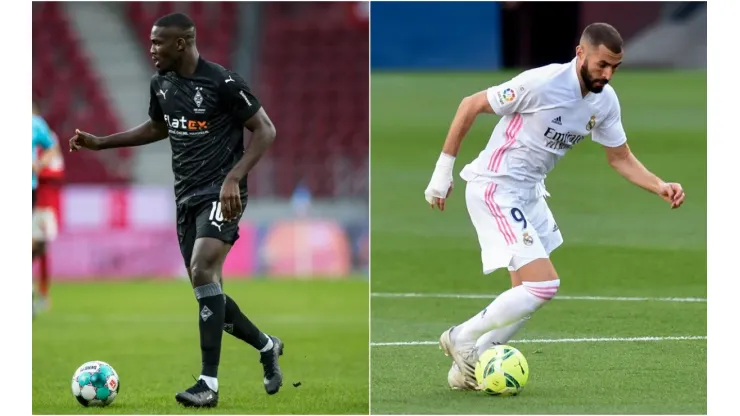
top-left (32, 102), bottom-right (61, 316)
top-left (69, 13), bottom-right (280, 408)
top-left (423, 23), bottom-right (686, 389)
top-left (33, 131), bottom-right (64, 312)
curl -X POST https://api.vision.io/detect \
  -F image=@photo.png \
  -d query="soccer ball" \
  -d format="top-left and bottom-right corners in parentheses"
top-left (474, 344), bottom-right (529, 396)
top-left (71, 361), bottom-right (120, 406)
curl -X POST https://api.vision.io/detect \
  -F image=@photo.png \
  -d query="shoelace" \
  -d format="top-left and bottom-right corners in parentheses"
top-left (186, 376), bottom-right (207, 393)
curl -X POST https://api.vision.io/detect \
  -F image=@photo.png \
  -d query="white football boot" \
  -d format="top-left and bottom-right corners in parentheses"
top-left (447, 363), bottom-right (475, 390)
top-left (439, 327), bottom-right (479, 390)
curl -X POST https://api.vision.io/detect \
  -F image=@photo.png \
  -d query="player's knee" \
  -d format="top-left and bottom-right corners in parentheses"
top-left (522, 279), bottom-right (561, 302)
top-left (190, 257), bottom-right (219, 287)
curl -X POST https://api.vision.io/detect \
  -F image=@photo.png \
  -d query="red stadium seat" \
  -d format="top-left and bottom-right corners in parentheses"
top-left (254, 3), bottom-right (368, 197)
top-left (32, 2), bottom-right (130, 184)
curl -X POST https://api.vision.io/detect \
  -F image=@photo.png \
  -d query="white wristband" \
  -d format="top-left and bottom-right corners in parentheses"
top-left (436, 152), bottom-right (455, 168)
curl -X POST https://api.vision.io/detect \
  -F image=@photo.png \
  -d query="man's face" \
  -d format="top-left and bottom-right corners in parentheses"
top-left (577, 44), bottom-right (623, 93)
top-left (150, 26), bottom-right (183, 74)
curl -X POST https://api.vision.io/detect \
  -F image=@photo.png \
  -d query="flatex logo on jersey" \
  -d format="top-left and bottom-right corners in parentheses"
top-left (163, 114), bottom-right (209, 137)
top-left (543, 127), bottom-right (586, 150)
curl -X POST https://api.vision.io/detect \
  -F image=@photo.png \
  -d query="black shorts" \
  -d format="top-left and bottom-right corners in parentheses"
top-left (176, 194), bottom-right (248, 268)
top-left (32, 189), bottom-right (37, 208)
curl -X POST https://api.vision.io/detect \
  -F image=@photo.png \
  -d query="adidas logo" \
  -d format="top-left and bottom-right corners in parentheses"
top-left (552, 116), bottom-right (562, 125)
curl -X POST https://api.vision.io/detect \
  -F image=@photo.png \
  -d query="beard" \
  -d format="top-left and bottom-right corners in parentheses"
top-left (580, 60), bottom-right (608, 93)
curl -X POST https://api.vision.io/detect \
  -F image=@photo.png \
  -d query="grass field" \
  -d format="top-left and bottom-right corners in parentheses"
top-left (32, 278), bottom-right (369, 414)
top-left (370, 71), bottom-right (707, 414)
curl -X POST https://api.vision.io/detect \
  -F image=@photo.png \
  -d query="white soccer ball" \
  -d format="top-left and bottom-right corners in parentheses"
top-left (71, 361), bottom-right (120, 407)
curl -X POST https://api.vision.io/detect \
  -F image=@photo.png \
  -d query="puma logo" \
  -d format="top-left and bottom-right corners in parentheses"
top-left (157, 89), bottom-right (168, 100)
top-left (211, 221), bottom-right (223, 232)
top-left (514, 359), bottom-right (526, 374)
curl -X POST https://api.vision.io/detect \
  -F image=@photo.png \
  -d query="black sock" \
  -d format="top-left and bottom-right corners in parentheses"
top-left (195, 283), bottom-right (225, 378)
top-left (224, 294), bottom-right (269, 351)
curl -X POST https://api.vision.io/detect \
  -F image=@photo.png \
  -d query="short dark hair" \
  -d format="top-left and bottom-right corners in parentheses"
top-left (154, 12), bottom-right (195, 31)
top-left (581, 23), bottom-right (623, 54)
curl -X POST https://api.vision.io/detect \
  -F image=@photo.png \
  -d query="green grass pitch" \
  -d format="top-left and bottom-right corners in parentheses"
top-left (33, 278), bottom-right (369, 414)
top-left (370, 70), bottom-right (706, 414)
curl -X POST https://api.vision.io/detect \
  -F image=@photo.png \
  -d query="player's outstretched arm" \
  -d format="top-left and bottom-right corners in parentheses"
top-left (219, 108), bottom-right (276, 221)
top-left (604, 143), bottom-right (685, 209)
top-left (424, 91), bottom-right (494, 211)
top-left (69, 119), bottom-right (168, 152)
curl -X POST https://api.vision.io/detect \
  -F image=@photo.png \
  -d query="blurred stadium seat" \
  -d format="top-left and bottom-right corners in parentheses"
top-left (32, 2), bottom-right (131, 184)
top-left (255, 2), bottom-right (368, 197)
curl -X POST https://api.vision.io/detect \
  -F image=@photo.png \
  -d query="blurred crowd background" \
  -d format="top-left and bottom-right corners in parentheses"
top-left (32, 1), bottom-right (369, 282)
top-left (371, 1), bottom-right (706, 70)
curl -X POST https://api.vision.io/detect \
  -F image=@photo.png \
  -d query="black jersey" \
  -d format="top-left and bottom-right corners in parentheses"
top-left (148, 57), bottom-right (261, 204)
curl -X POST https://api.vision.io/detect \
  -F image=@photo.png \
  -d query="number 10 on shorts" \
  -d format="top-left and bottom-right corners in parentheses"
top-left (209, 201), bottom-right (224, 222)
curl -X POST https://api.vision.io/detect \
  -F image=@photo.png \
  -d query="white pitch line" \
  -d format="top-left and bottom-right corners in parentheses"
top-left (372, 292), bottom-right (707, 303)
top-left (371, 335), bottom-right (707, 347)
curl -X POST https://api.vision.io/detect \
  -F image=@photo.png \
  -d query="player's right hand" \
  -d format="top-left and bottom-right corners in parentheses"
top-left (424, 177), bottom-right (454, 211)
top-left (424, 152), bottom-right (456, 211)
top-left (69, 129), bottom-right (102, 151)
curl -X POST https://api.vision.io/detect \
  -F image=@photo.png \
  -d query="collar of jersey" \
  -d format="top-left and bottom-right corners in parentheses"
top-left (169, 56), bottom-right (206, 80)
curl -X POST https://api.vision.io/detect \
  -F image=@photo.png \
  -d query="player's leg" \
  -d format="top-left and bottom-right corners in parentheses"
top-left (448, 270), bottom-right (529, 390)
top-left (215, 243), bottom-right (284, 395)
top-left (32, 208), bottom-right (58, 309)
top-left (441, 183), bottom-right (560, 387)
top-left (471, 199), bottom-right (562, 355)
top-left (455, 193), bottom-right (561, 345)
top-left (174, 236), bottom-right (226, 408)
top-left (215, 242), bottom-right (270, 350)
top-left (31, 190), bottom-right (39, 318)
top-left (456, 258), bottom-right (558, 341)
top-left (31, 200), bottom-right (50, 314)
top-left (173, 204), bottom-right (222, 407)
top-left (175, 199), bottom-right (283, 407)
top-left (473, 270), bottom-right (529, 351)
top-left (184, 247), bottom-right (280, 375)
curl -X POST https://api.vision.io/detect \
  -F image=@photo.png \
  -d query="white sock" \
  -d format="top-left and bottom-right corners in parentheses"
top-left (475, 316), bottom-right (530, 356)
top-left (199, 375), bottom-right (218, 392)
top-left (260, 336), bottom-right (274, 353)
top-left (454, 279), bottom-right (560, 345)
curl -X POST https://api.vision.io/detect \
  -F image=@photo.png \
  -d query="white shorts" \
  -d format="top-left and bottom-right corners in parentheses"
top-left (32, 208), bottom-right (58, 242)
top-left (465, 180), bottom-right (563, 273)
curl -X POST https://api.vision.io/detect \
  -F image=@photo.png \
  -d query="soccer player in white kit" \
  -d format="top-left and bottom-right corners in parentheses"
top-left (423, 23), bottom-right (686, 390)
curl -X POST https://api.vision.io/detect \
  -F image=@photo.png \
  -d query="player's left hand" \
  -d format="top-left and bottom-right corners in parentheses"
top-left (219, 176), bottom-right (242, 221)
top-left (657, 182), bottom-right (685, 209)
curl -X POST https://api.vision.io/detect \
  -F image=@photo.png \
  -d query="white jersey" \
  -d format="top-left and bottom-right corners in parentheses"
top-left (460, 57), bottom-right (627, 190)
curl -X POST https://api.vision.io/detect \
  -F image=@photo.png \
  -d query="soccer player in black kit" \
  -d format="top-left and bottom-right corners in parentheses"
top-left (69, 13), bottom-right (281, 408)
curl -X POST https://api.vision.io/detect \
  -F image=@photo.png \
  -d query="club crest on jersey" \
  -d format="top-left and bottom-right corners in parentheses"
top-left (194, 87), bottom-right (204, 108)
top-left (586, 115), bottom-right (596, 131)
top-left (522, 232), bottom-right (534, 246)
